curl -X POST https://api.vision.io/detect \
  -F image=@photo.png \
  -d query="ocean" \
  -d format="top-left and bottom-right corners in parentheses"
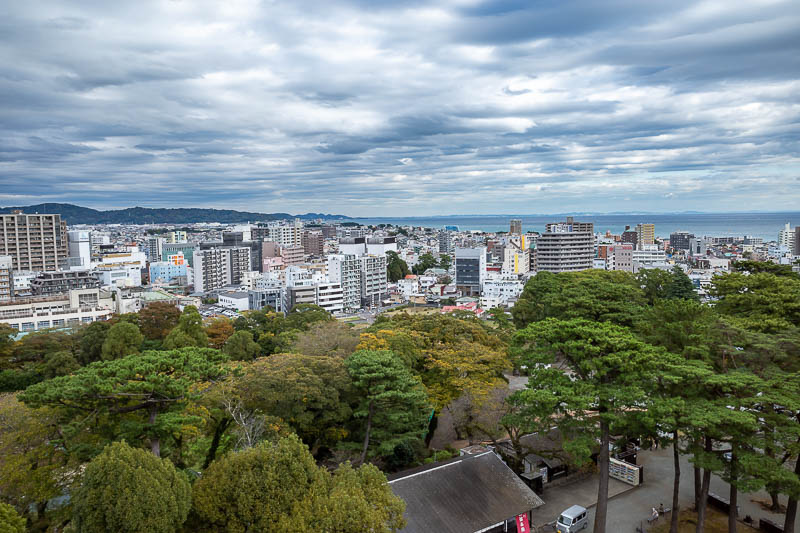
top-left (352, 212), bottom-right (800, 242)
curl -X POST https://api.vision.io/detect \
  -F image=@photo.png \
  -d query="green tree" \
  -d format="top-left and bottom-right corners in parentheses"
top-left (222, 330), bottom-right (260, 361)
top-left (665, 265), bottom-right (699, 300)
top-left (192, 435), bottom-right (404, 533)
top-left (412, 252), bottom-right (438, 275)
top-left (72, 441), bottom-right (190, 533)
top-left (0, 502), bottom-right (25, 533)
top-left (77, 320), bottom-right (111, 365)
top-left (39, 350), bottom-right (80, 378)
top-left (513, 318), bottom-right (667, 533)
top-left (711, 271), bottom-right (800, 332)
top-left (346, 350), bottom-right (430, 463)
top-left (163, 306), bottom-right (208, 349)
top-left (512, 270), bottom-right (646, 328)
top-left (438, 254), bottom-right (452, 270)
top-left (236, 354), bottom-right (353, 454)
top-left (138, 302), bottom-right (182, 340)
top-left (386, 250), bottom-right (410, 282)
top-left (101, 321), bottom-right (144, 360)
top-left (19, 348), bottom-right (228, 458)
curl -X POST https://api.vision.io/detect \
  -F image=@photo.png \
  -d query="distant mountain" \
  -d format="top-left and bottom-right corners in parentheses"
top-left (0, 203), bottom-right (351, 225)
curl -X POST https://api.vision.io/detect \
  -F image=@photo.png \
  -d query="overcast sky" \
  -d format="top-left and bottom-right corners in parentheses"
top-left (1, 0), bottom-right (798, 216)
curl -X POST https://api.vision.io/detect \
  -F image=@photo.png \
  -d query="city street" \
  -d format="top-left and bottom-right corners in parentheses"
top-left (532, 447), bottom-right (796, 533)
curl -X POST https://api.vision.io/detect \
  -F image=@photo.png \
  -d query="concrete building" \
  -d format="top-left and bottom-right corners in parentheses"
top-left (67, 230), bottom-right (92, 269)
top-left (0, 288), bottom-right (113, 332)
top-left (795, 227), bottom-right (800, 257)
top-left (218, 291), bottom-right (250, 312)
top-left (636, 223), bottom-right (655, 248)
top-left (689, 237), bottom-right (707, 258)
top-left (502, 235), bottom-right (530, 275)
top-left (193, 247), bottom-right (251, 292)
top-left (163, 242), bottom-right (197, 268)
top-left (438, 230), bottom-right (454, 254)
top-left (0, 256), bottom-right (12, 301)
top-left (327, 254), bottom-right (361, 311)
top-left (669, 231), bottom-right (695, 251)
top-left (360, 254), bottom-right (388, 308)
top-left (166, 231), bottom-right (188, 243)
top-left (535, 217), bottom-right (595, 273)
top-left (303, 230), bottom-right (325, 256)
top-left (316, 282), bottom-right (344, 314)
top-left (455, 247), bottom-right (486, 296)
top-left (778, 223), bottom-right (794, 252)
top-left (0, 211), bottom-right (68, 272)
top-left (94, 263), bottom-right (143, 288)
top-left (255, 220), bottom-right (303, 248)
top-left (632, 245), bottom-right (667, 271)
top-left (149, 253), bottom-right (188, 284)
top-left (481, 277), bottom-right (523, 309)
top-left (509, 219), bottom-right (522, 235)
top-left (606, 244), bottom-right (634, 272)
top-left (30, 270), bottom-right (101, 296)
top-left (145, 237), bottom-right (165, 262)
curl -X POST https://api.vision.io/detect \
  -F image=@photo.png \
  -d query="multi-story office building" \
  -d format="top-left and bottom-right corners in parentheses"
top-left (254, 220), bottom-right (303, 248)
top-left (316, 282), bottom-right (344, 314)
top-left (509, 219), bottom-right (522, 235)
top-left (689, 238), bottom-right (707, 258)
top-left (163, 242), bottom-right (197, 268)
top-left (221, 231), bottom-right (262, 271)
top-left (631, 245), bottom-right (667, 270)
top-left (778, 223), bottom-right (793, 251)
top-left (481, 277), bottom-right (523, 309)
top-left (535, 218), bottom-right (595, 273)
top-left (438, 231), bottom-right (454, 254)
top-left (249, 284), bottom-right (284, 313)
top-left (502, 235), bottom-right (530, 275)
top-left (0, 211), bottom-right (68, 272)
top-left (621, 226), bottom-right (638, 247)
top-left (360, 255), bottom-right (388, 308)
top-left (67, 230), bottom-right (92, 269)
top-left (94, 263), bottom-right (143, 288)
top-left (166, 231), bottom-right (188, 243)
top-left (303, 231), bottom-right (325, 256)
top-left (455, 247), bottom-right (487, 296)
top-left (636, 223), bottom-right (655, 248)
top-left (606, 245), bottom-right (634, 272)
top-left (0, 287), bottom-right (113, 332)
top-left (149, 253), bottom-right (188, 284)
top-left (327, 254), bottom-right (361, 311)
top-left (0, 256), bottom-right (12, 301)
top-left (669, 231), bottom-right (695, 251)
top-left (193, 247), bottom-right (251, 292)
top-left (145, 237), bottom-right (165, 262)
top-left (30, 270), bottom-right (101, 296)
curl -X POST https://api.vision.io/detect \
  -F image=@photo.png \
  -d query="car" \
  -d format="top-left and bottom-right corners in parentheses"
top-left (556, 505), bottom-right (589, 533)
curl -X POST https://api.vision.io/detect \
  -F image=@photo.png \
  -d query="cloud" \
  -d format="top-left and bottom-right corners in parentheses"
top-left (0, 0), bottom-right (797, 216)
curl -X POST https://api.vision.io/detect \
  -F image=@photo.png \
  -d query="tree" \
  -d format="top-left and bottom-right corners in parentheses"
top-left (163, 306), bottom-right (208, 349)
top-left (346, 350), bottom-right (430, 463)
top-left (222, 330), bottom-right (260, 361)
top-left (438, 254), bottom-right (452, 271)
top-left (513, 318), bottom-right (667, 533)
top-left (19, 348), bottom-right (229, 458)
top-left (235, 354), bottom-right (353, 454)
top-left (77, 321), bottom-right (111, 365)
top-left (711, 271), bottom-right (800, 332)
top-left (72, 441), bottom-right (190, 533)
top-left (412, 252), bottom-right (438, 275)
top-left (101, 321), bottom-right (143, 360)
top-left (290, 321), bottom-right (359, 358)
top-left (0, 503), bottom-right (25, 533)
top-left (665, 265), bottom-right (699, 300)
top-left (191, 435), bottom-right (405, 533)
top-left (512, 270), bottom-right (646, 328)
top-left (39, 350), bottom-right (80, 378)
top-left (206, 318), bottom-right (234, 349)
top-left (138, 302), bottom-right (181, 340)
top-left (386, 250), bottom-right (410, 282)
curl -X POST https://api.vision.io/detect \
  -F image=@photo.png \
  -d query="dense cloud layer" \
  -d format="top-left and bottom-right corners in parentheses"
top-left (1, 0), bottom-right (798, 215)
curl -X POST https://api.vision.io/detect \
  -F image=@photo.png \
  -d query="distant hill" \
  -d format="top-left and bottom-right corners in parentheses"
top-left (0, 203), bottom-right (351, 225)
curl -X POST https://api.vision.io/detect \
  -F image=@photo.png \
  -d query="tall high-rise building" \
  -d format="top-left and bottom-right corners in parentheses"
top-left (438, 230), bottom-right (454, 254)
top-left (636, 223), bottom-right (655, 248)
top-left (794, 227), bottom-right (800, 256)
top-left (360, 255), bottom-right (388, 308)
top-left (0, 211), bottom-right (68, 272)
top-left (67, 230), bottom-right (92, 269)
top-left (502, 235), bottom-right (530, 275)
top-left (327, 254), bottom-right (361, 311)
top-left (535, 217), bottom-right (595, 273)
top-left (145, 237), bottom-right (165, 262)
top-left (455, 247), bottom-right (487, 296)
top-left (303, 230), bottom-right (325, 256)
top-left (778, 223), bottom-right (794, 252)
top-left (509, 219), bottom-right (522, 235)
top-left (192, 247), bottom-right (251, 292)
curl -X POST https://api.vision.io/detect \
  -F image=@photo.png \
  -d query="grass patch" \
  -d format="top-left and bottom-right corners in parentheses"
top-left (648, 508), bottom-right (759, 533)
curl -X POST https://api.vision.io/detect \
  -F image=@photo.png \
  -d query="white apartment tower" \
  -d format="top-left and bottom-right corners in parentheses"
top-left (327, 254), bottom-right (361, 311)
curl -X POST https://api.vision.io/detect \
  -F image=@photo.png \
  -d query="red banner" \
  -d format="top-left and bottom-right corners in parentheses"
top-left (515, 513), bottom-right (530, 533)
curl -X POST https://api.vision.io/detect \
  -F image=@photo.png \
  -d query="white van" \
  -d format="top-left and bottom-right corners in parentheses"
top-left (556, 505), bottom-right (588, 533)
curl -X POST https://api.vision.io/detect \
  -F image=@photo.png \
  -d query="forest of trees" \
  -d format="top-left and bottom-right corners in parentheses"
top-left (0, 261), bottom-right (798, 533)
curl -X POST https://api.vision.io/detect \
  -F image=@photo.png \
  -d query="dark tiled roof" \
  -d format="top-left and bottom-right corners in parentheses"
top-left (389, 451), bottom-right (545, 533)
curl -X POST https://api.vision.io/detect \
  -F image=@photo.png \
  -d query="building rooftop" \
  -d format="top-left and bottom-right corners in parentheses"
top-left (388, 451), bottom-right (544, 533)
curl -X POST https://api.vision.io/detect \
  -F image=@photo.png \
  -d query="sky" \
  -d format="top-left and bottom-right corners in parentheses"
top-left (1, 0), bottom-right (799, 217)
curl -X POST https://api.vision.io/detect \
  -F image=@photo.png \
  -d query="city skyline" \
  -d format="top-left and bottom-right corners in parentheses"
top-left (2, 1), bottom-right (799, 216)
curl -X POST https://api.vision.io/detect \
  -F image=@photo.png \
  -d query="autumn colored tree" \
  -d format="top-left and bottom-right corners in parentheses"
top-left (291, 321), bottom-right (360, 358)
top-left (72, 441), bottom-right (191, 533)
top-left (138, 302), bottom-right (181, 340)
top-left (206, 318), bottom-right (234, 349)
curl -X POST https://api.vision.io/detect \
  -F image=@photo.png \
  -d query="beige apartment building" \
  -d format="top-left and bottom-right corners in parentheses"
top-left (0, 211), bottom-right (68, 272)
